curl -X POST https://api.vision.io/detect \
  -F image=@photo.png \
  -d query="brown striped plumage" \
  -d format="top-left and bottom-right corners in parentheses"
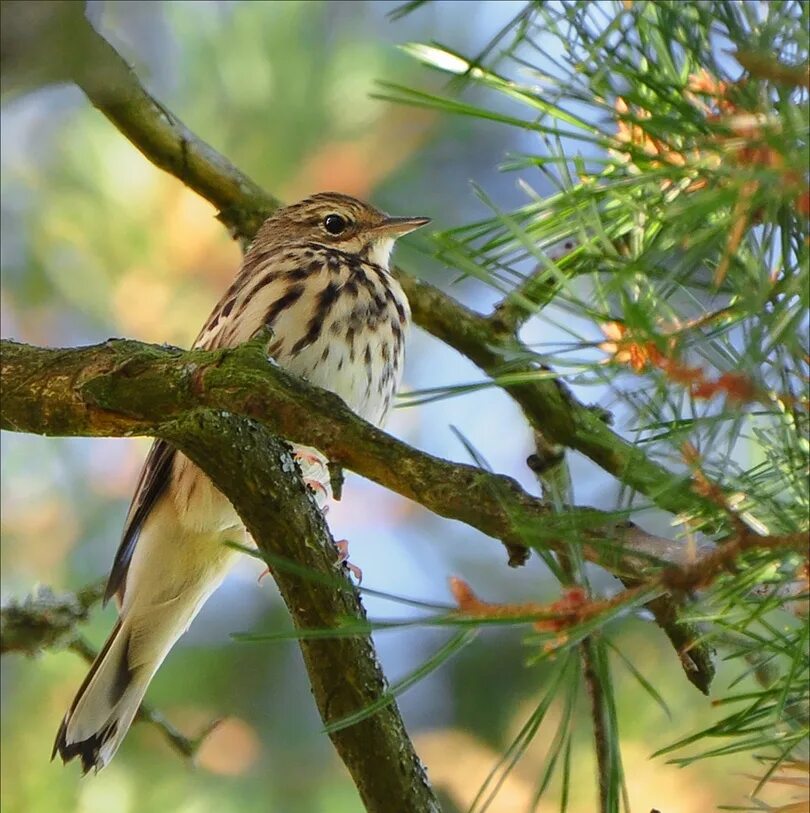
top-left (53, 193), bottom-right (429, 773)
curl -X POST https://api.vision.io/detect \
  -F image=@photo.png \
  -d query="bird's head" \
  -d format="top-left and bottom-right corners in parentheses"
top-left (257, 192), bottom-right (430, 267)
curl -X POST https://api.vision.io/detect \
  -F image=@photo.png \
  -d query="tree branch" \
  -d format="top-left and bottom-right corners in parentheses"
top-left (60, 8), bottom-right (722, 530)
top-left (3, 3), bottom-right (802, 805)
top-left (162, 411), bottom-right (440, 812)
top-left (529, 432), bottom-right (618, 811)
top-left (581, 640), bottom-right (614, 813)
top-left (0, 335), bottom-right (695, 579)
top-left (66, 9), bottom-right (279, 242)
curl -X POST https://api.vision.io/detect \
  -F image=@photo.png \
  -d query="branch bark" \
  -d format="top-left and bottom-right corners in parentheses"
top-left (0, 335), bottom-right (693, 578)
top-left (162, 411), bottom-right (440, 812)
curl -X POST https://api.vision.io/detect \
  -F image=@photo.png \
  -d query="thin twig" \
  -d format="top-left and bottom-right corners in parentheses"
top-left (528, 432), bottom-right (618, 810)
top-left (0, 582), bottom-right (104, 655)
top-left (580, 641), bottom-right (612, 812)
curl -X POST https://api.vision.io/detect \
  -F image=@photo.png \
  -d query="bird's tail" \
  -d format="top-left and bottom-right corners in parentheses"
top-left (52, 604), bottom-right (182, 774)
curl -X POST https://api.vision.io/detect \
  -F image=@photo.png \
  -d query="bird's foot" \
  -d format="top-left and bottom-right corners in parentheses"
top-left (303, 477), bottom-right (330, 510)
top-left (293, 446), bottom-right (332, 510)
top-left (335, 539), bottom-right (362, 583)
top-left (295, 449), bottom-right (328, 468)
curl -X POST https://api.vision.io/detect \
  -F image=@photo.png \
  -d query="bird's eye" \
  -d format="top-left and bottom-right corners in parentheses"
top-left (323, 214), bottom-right (348, 235)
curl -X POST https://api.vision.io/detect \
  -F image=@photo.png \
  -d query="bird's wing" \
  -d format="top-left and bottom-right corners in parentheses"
top-left (104, 438), bottom-right (176, 605)
top-left (104, 245), bottom-right (291, 605)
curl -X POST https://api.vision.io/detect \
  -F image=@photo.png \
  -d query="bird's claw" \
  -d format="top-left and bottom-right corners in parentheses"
top-left (335, 539), bottom-right (362, 583)
top-left (294, 447), bottom-right (332, 511)
top-left (303, 477), bottom-right (330, 509)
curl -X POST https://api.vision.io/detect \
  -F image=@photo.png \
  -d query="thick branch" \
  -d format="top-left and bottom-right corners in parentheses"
top-left (65, 5), bottom-right (279, 241)
top-left (162, 412), bottom-right (439, 812)
top-left (5, 336), bottom-right (805, 704)
top-left (1, 336), bottom-right (695, 579)
top-left (0, 7), bottom-right (746, 711)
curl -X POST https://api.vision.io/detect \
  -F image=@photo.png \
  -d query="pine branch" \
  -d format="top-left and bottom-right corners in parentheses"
top-left (3, 2), bottom-right (806, 804)
top-left (66, 6), bottom-right (279, 243)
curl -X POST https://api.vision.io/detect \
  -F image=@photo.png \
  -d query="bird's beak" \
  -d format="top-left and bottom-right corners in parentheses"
top-left (373, 216), bottom-right (431, 238)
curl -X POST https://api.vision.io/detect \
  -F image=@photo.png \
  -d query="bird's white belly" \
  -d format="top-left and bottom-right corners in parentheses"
top-left (271, 271), bottom-right (409, 427)
top-left (285, 323), bottom-right (402, 427)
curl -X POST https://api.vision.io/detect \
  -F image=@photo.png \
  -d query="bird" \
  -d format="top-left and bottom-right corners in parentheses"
top-left (52, 192), bottom-right (430, 773)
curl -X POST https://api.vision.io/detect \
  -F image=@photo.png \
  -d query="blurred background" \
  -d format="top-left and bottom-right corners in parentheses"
top-left (0, 2), bottom-right (794, 811)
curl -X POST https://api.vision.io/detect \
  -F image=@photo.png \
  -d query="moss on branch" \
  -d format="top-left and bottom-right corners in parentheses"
top-left (0, 336), bottom-right (679, 576)
top-left (0, 583), bottom-right (104, 656)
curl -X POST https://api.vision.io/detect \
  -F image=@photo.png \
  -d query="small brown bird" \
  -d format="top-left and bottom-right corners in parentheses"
top-left (53, 192), bottom-right (430, 773)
